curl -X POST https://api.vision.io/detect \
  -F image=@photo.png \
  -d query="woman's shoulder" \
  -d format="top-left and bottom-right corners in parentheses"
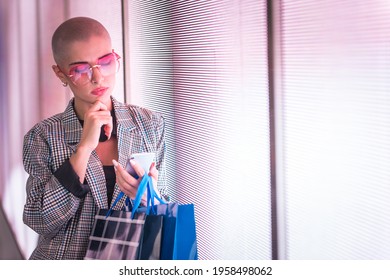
top-left (25, 113), bottom-right (64, 136)
top-left (113, 98), bottom-right (164, 124)
top-left (128, 104), bottom-right (163, 120)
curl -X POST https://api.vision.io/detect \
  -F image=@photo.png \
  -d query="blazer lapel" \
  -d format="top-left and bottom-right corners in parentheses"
top-left (85, 152), bottom-right (107, 209)
top-left (110, 98), bottom-right (148, 210)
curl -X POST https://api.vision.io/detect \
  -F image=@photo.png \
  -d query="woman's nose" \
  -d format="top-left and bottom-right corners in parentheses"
top-left (90, 65), bottom-right (104, 84)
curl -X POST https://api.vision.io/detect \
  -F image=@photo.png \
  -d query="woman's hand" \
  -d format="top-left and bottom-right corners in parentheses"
top-left (79, 101), bottom-right (113, 152)
top-left (112, 159), bottom-right (161, 206)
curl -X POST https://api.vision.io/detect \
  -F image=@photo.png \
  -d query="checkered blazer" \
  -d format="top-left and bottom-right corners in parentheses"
top-left (23, 97), bottom-right (167, 259)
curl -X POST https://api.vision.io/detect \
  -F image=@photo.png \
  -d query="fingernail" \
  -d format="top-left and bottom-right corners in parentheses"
top-left (112, 160), bottom-right (118, 172)
top-left (130, 159), bottom-right (136, 166)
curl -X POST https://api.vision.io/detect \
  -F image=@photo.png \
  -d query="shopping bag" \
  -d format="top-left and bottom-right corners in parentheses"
top-left (132, 175), bottom-right (198, 260)
top-left (84, 209), bottom-right (146, 260)
top-left (84, 178), bottom-right (164, 260)
top-left (153, 202), bottom-right (198, 260)
top-left (84, 208), bottom-right (163, 260)
top-left (139, 214), bottom-right (163, 260)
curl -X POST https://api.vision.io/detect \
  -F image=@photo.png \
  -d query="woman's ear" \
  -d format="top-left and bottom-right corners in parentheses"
top-left (52, 65), bottom-right (66, 81)
top-left (52, 65), bottom-right (69, 87)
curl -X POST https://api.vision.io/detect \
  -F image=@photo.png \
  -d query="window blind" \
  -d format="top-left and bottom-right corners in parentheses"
top-left (280, 0), bottom-right (390, 259)
top-left (124, 0), bottom-right (176, 212)
top-left (126, 0), bottom-right (271, 259)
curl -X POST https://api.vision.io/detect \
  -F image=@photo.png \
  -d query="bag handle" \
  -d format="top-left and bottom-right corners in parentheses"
top-left (105, 192), bottom-right (124, 218)
top-left (106, 174), bottom-right (165, 219)
top-left (131, 174), bottom-right (165, 219)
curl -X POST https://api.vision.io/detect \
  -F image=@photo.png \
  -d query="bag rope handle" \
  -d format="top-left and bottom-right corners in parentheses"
top-left (106, 174), bottom-right (165, 219)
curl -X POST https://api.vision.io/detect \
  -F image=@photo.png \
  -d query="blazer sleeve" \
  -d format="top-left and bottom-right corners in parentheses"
top-left (22, 123), bottom-right (83, 237)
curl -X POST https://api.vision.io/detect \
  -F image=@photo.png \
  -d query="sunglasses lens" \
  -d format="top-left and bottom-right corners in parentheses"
top-left (69, 64), bottom-right (91, 86)
top-left (98, 54), bottom-right (119, 76)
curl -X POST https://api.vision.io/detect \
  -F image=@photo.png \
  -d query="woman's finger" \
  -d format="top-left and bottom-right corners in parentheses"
top-left (148, 162), bottom-right (159, 181)
top-left (130, 160), bottom-right (145, 179)
top-left (113, 160), bottom-right (139, 183)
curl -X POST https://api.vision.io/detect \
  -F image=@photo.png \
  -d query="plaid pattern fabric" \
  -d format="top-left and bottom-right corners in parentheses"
top-left (84, 209), bottom-right (146, 260)
top-left (85, 209), bottom-right (164, 260)
top-left (22, 97), bottom-right (167, 259)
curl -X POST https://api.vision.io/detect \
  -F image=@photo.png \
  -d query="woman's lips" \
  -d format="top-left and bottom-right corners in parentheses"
top-left (91, 87), bottom-right (108, 96)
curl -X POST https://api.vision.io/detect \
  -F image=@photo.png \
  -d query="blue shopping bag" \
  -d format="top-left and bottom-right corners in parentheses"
top-left (153, 202), bottom-right (198, 260)
top-left (131, 175), bottom-right (198, 260)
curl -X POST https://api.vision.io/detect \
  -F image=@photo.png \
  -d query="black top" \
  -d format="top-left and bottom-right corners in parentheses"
top-left (103, 165), bottom-right (116, 207)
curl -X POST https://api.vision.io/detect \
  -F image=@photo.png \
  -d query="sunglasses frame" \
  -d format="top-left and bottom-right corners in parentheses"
top-left (58, 49), bottom-right (121, 86)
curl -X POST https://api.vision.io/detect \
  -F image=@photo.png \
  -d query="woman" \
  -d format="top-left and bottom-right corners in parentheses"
top-left (23, 17), bottom-right (167, 259)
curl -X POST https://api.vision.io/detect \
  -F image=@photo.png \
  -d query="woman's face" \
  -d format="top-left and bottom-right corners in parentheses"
top-left (54, 35), bottom-right (117, 117)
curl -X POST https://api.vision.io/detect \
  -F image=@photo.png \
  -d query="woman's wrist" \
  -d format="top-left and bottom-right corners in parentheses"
top-left (54, 159), bottom-right (90, 198)
top-left (69, 144), bottom-right (93, 183)
top-left (75, 144), bottom-right (94, 156)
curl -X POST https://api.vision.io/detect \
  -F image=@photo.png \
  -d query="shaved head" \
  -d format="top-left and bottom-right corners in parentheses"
top-left (51, 17), bottom-right (111, 65)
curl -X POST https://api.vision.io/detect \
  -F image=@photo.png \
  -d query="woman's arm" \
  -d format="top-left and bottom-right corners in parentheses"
top-left (22, 124), bottom-right (84, 237)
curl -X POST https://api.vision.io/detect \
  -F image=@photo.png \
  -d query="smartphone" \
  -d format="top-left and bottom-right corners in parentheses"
top-left (125, 152), bottom-right (155, 179)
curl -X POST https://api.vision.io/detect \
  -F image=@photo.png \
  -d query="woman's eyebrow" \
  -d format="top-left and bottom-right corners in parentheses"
top-left (68, 60), bottom-right (89, 66)
top-left (68, 52), bottom-right (112, 66)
